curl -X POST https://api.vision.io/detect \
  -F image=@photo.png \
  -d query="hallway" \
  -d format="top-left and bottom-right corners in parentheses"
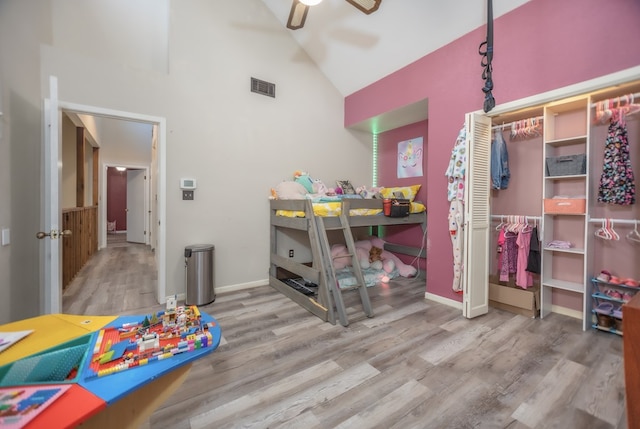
top-left (62, 233), bottom-right (158, 316)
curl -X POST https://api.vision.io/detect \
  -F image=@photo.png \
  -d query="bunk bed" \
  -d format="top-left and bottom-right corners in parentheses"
top-left (269, 198), bottom-right (427, 326)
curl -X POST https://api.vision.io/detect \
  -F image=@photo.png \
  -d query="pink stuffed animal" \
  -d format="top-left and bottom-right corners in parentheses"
top-left (330, 238), bottom-right (417, 278)
top-left (367, 237), bottom-right (418, 278)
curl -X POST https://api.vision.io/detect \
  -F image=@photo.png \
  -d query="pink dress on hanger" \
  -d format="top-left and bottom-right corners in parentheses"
top-left (516, 229), bottom-right (533, 288)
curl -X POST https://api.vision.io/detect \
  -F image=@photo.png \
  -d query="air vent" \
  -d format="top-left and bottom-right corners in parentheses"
top-left (251, 77), bottom-right (276, 98)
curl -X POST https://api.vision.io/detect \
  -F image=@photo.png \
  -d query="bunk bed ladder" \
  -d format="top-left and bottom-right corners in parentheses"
top-left (306, 206), bottom-right (337, 325)
top-left (315, 208), bottom-right (374, 326)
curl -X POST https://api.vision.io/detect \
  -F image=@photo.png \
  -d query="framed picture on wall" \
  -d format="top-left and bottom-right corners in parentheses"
top-left (397, 137), bottom-right (424, 178)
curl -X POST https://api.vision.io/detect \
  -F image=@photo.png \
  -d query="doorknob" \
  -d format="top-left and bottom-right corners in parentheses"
top-left (36, 229), bottom-right (72, 239)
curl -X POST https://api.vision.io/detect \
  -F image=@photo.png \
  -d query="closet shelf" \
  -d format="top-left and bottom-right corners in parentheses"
top-left (543, 246), bottom-right (585, 254)
top-left (592, 278), bottom-right (640, 291)
top-left (544, 174), bottom-right (587, 181)
top-left (542, 279), bottom-right (584, 293)
top-left (544, 135), bottom-right (588, 147)
top-left (592, 324), bottom-right (623, 336)
top-left (590, 278), bottom-right (638, 337)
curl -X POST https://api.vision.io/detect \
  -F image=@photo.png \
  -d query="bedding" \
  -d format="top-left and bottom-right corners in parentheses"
top-left (276, 200), bottom-right (426, 218)
top-left (335, 266), bottom-right (399, 289)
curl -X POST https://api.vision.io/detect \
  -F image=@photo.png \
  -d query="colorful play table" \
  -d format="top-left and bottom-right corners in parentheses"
top-left (0, 307), bottom-right (221, 428)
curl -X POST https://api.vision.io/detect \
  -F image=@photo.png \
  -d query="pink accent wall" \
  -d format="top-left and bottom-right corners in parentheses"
top-left (377, 121), bottom-right (428, 271)
top-left (107, 167), bottom-right (127, 231)
top-left (345, 0), bottom-right (640, 303)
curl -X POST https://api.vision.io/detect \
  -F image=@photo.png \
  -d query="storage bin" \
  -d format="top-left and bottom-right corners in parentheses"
top-left (546, 154), bottom-right (586, 176)
top-left (386, 199), bottom-right (410, 217)
top-left (543, 198), bottom-right (586, 214)
top-left (596, 313), bottom-right (614, 328)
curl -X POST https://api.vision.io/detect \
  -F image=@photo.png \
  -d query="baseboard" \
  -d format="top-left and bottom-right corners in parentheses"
top-left (216, 279), bottom-right (269, 294)
top-left (425, 292), bottom-right (463, 310)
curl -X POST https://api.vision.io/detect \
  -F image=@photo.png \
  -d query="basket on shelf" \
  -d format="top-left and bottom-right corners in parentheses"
top-left (614, 318), bottom-right (623, 333)
top-left (596, 313), bottom-right (614, 328)
top-left (545, 153), bottom-right (586, 176)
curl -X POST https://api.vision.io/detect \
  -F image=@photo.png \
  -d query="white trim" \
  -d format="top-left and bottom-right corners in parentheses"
top-left (484, 66), bottom-right (640, 117)
top-left (425, 292), bottom-right (463, 310)
top-left (550, 305), bottom-right (583, 320)
top-left (58, 101), bottom-right (167, 307)
top-left (101, 163), bottom-right (150, 248)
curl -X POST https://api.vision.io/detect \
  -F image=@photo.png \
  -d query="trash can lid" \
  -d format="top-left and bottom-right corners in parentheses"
top-left (185, 244), bottom-right (214, 252)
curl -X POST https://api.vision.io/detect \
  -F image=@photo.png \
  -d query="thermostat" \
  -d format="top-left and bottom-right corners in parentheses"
top-left (180, 178), bottom-right (197, 190)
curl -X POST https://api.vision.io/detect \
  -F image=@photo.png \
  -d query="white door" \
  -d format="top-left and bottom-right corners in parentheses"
top-left (126, 169), bottom-right (146, 243)
top-left (41, 76), bottom-right (62, 314)
top-left (462, 112), bottom-right (492, 318)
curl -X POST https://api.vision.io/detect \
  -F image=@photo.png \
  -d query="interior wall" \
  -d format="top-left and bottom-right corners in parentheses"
top-left (590, 112), bottom-right (640, 281)
top-left (106, 168), bottom-right (126, 231)
top-left (0, 0), bottom-right (373, 319)
top-left (345, 0), bottom-right (640, 304)
top-left (376, 120), bottom-right (428, 270)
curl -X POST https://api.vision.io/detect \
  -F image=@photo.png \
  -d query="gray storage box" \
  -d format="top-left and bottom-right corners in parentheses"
top-left (545, 154), bottom-right (586, 177)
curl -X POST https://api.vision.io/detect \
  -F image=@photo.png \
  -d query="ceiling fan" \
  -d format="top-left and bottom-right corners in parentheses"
top-left (287, 0), bottom-right (382, 30)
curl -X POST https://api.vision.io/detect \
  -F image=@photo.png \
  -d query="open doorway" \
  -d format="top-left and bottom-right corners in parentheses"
top-left (54, 100), bottom-right (167, 309)
top-left (105, 165), bottom-right (150, 245)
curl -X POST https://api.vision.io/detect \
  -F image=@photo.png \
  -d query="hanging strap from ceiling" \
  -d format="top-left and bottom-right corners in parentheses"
top-left (478, 0), bottom-right (495, 113)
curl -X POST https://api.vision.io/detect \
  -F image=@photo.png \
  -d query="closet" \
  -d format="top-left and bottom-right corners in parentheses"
top-left (462, 67), bottom-right (640, 331)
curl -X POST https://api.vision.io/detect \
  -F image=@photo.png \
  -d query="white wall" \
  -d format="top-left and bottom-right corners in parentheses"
top-left (0, 0), bottom-right (372, 321)
top-left (0, 0), bottom-right (48, 323)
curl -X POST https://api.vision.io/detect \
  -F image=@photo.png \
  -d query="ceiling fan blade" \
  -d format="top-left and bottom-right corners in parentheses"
top-left (345, 0), bottom-right (382, 14)
top-left (287, 0), bottom-right (309, 30)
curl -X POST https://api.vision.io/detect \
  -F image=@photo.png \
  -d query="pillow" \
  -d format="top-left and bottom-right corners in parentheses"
top-left (380, 184), bottom-right (422, 202)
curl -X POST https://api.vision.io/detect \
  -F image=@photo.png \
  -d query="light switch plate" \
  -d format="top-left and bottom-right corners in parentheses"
top-left (1, 228), bottom-right (10, 246)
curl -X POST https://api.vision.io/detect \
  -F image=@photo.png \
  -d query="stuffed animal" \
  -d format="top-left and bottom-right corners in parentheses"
top-left (294, 171), bottom-right (314, 193)
top-left (367, 237), bottom-right (418, 278)
top-left (369, 246), bottom-right (383, 263)
top-left (330, 238), bottom-right (417, 278)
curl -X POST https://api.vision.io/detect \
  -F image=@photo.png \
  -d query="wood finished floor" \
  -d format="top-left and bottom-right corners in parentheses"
top-left (63, 238), bottom-right (628, 429)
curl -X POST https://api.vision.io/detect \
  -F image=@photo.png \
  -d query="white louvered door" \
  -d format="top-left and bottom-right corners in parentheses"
top-left (462, 112), bottom-right (492, 318)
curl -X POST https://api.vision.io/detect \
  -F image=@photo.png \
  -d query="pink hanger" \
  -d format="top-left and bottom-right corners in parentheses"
top-left (595, 219), bottom-right (612, 240)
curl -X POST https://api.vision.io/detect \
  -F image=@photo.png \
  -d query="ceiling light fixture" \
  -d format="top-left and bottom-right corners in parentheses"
top-left (300, 0), bottom-right (322, 5)
top-left (116, 167), bottom-right (127, 172)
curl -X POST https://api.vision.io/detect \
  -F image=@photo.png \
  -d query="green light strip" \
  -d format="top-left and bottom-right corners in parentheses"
top-left (372, 133), bottom-right (378, 187)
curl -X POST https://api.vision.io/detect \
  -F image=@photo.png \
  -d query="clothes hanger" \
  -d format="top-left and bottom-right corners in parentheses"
top-left (627, 220), bottom-right (640, 243)
top-left (626, 93), bottom-right (640, 116)
top-left (595, 219), bottom-right (612, 240)
top-left (608, 218), bottom-right (620, 241)
top-left (496, 215), bottom-right (504, 231)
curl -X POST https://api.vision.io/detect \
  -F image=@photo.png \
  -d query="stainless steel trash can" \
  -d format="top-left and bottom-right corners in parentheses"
top-left (185, 244), bottom-right (215, 306)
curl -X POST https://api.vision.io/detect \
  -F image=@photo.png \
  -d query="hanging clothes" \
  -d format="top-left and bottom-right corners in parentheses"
top-left (446, 126), bottom-right (467, 293)
top-left (491, 129), bottom-right (510, 190)
top-left (499, 230), bottom-right (518, 282)
top-left (516, 228), bottom-right (534, 289)
top-left (526, 226), bottom-right (541, 275)
top-left (445, 127), bottom-right (467, 202)
top-left (496, 228), bottom-right (505, 276)
top-left (597, 112), bottom-right (636, 205)
top-left (448, 199), bottom-right (464, 292)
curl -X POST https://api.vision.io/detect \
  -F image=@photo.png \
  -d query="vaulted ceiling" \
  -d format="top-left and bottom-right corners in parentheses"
top-left (261, 0), bottom-right (531, 97)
